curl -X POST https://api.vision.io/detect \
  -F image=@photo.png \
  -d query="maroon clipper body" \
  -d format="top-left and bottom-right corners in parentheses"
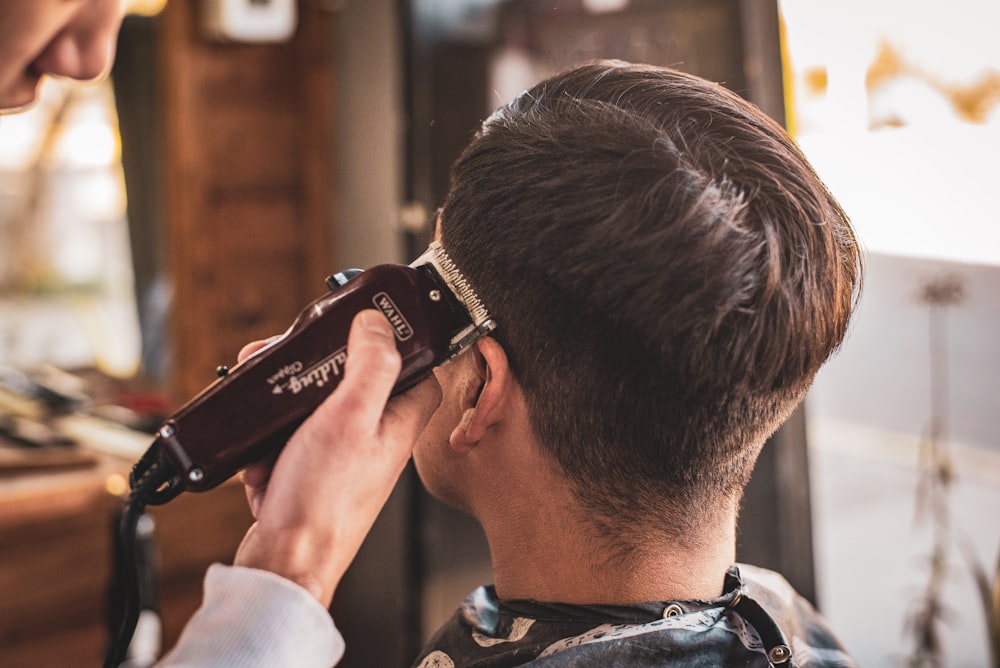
top-left (139, 242), bottom-right (495, 495)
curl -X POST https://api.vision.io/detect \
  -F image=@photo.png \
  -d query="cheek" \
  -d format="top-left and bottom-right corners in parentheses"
top-left (411, 375), bottom-right (468, 508)
top-left (411, 427), bottom-right (452, 505)
top-left (412, 397), bottom-right (457, 473)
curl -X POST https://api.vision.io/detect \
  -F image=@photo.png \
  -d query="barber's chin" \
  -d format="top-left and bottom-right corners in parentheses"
top-left (0, 77), bottom-right (43, 114)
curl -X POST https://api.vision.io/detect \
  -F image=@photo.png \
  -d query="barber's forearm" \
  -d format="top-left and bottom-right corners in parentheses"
top-left (233, 524), bottom-right (344, 607)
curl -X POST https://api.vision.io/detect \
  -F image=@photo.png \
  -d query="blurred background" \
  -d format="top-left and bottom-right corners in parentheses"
top-left (781, 1), bottom-right (1000, 666)
top-left (0, 0), bottom-right (996, 666)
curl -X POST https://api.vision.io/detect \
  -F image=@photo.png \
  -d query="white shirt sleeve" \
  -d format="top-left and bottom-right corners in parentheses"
top-left (156, 564), bottom-right (345, 667)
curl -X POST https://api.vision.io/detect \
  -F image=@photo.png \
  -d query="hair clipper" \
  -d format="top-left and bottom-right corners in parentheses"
top-left (130, 241), bottom-right (494, 501)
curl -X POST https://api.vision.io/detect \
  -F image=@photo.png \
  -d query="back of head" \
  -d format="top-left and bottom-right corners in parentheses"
top-left (440, 61), bottom-right (861, 541)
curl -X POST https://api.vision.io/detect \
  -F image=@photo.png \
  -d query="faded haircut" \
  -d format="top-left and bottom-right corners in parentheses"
top-left (440, 61), bottom-right (861, 540)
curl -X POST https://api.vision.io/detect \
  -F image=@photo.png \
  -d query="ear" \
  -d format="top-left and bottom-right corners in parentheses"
top-left (449, 337), bottom-right (512, 452)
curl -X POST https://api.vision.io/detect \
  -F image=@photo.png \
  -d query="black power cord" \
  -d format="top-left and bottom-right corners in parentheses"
top-left (103, 444), bottom-right (183, 668)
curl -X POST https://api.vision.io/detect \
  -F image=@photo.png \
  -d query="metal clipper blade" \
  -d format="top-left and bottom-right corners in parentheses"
top-left (411, 241), bottom-right (496, 358)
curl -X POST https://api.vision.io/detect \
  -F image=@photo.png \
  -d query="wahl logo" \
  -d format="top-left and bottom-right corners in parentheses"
top-left (373, 292), bottom-right (414, 341)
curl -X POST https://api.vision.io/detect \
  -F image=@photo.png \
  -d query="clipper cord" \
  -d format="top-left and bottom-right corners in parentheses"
top-left (104, 442), bottom-right (181, 668)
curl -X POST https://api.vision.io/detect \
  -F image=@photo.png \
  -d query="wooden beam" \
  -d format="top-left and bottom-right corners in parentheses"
top-left (734, 0), bottom-right (818, 606)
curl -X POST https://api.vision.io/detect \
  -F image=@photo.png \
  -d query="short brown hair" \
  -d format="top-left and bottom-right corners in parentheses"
top-left (440, 62), bottom-right (861, 539)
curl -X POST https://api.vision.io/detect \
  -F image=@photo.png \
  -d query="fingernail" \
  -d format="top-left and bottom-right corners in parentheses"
top-left (358, 310), bottom-right (394, 339)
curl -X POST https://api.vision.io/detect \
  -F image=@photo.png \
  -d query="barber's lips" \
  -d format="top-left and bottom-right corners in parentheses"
top-left (2, 69), bottom-right (43, 111)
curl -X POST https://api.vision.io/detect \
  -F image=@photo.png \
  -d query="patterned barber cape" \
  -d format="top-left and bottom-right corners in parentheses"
top-left (412, 564), bottom-right (855, 667)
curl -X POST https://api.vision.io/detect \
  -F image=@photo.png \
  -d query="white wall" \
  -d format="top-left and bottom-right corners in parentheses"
top-left (334, 0), bottom-right (405, 269)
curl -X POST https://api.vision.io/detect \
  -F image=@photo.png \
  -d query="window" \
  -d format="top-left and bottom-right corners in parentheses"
top-left (0, 78), bottom-right (140, 377)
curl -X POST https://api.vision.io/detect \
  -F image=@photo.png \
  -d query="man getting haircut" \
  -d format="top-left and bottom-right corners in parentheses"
top-left (410, 61), bottom-right (861, 667)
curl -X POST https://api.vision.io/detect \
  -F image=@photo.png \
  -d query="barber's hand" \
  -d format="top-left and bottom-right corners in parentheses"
top-left (232, 310), bottom-right (440, 607)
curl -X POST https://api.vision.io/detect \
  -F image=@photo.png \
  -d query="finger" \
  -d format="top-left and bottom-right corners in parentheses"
top-left (382, 373), bottom-right (442, 443)
top-left (237, 335), bottom-right (282, 363)
top-left (309, 310), bottom-right (402, 435)
top-left (244, 482), bottom-right (266, 519)
top-left (240, 453), bottom-right (277, 488)
top-left (240, 446), bottom-right (281, 513)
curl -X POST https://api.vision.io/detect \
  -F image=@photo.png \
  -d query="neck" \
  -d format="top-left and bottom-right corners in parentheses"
top-left (476, 476), bottom-right (738, 605)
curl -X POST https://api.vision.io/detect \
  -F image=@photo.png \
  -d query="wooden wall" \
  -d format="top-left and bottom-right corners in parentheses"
top-left (0, 458), bottom-right (252, 666)
top-left (159, 0), bottom-right (337, 401)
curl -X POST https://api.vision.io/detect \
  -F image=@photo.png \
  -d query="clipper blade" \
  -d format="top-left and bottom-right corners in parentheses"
top-left (411, 241), bottom-right (495, 358)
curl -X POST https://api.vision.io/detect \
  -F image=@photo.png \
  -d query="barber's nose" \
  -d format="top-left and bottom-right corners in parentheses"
top-left (33, 28), bottom-right (117, 83)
